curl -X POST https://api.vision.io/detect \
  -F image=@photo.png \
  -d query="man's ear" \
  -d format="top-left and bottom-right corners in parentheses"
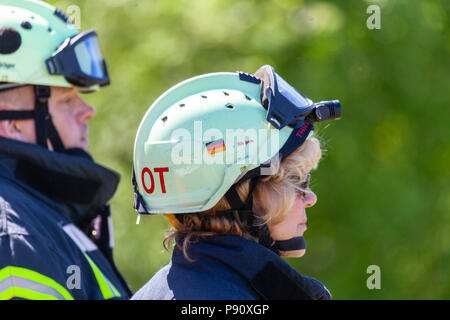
top-left (0, 120), bottom-right (8, 137)
top-left (0, 119), bottom-right (21, 139)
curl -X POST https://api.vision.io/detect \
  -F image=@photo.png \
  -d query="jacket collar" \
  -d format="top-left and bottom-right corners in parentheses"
top-left (0, 137), bottom-right (120, 228)
top-left (173, 235), bottom-right (331, 300)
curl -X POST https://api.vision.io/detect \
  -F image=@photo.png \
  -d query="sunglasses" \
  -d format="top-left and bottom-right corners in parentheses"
top-left (297, 173), bottom-right (311, 198)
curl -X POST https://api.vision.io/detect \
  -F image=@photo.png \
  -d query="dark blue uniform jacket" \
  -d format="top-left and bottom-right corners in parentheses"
top-left (132, 234), bottom-right (331, 300)
top-left (0, 137), bottom-right (131, 300)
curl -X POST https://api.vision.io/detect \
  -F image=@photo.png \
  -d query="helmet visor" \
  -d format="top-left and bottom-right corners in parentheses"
top-left (253, 65), bottom-right (314, 130)
top-left (74, 35), bottom-right (104, 80)
top-left (46, 30), bottom-right (110, 88)
top-left (275, 73), bottom-right (312, 110)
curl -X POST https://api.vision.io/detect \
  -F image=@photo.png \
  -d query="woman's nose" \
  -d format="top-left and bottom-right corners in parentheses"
top-left (303, 190), bottom-right (317, 208)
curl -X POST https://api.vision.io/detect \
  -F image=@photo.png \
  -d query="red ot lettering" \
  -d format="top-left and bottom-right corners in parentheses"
top-left (141, 167), bottom-right (155, 194)
top-left (141, 167), bottom-right (169, 194)
top-left (154, 167), bottom-right (169, 193)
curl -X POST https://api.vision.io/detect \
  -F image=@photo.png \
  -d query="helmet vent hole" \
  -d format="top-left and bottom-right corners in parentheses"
top-left (223, 91), bottom-right (229, 96)
top-left (201, 95), bottom-right (207, 99)
top-left (245, 95), bottom-right (251, 101)
top-left (0, 27), bottom-right (22, 54)
top-left (20, 21), bottom-right (32, 30)
top-left (179, 103), bottom-right (185, 107)
top-left (225, 103), bottom-right (235, 110)
top-left (161, 116), bottom-right (168, 124)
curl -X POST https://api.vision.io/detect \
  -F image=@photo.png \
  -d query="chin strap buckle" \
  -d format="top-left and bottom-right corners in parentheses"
top-left (272, 236), bottom-right (306, 252)
top-left (33, 85), bottom-right (65, 152)
top-left (33, 85), bottom-right (51, 148)
top-left (34, 85), bottom-right (51, 102)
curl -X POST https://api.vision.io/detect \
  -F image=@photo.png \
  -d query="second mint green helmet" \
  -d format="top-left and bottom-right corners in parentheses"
top-left (133, 65), bottom-right (342, 215)
top-left (0, 0), bottom-right (110, 152)
top-left (0, 0), bottom-right (109, 90)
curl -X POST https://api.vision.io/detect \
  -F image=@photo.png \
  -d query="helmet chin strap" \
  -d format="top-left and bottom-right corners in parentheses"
top-left (272, 236), bottom-right (306, 252)
top-left (0, 84), bottom-right (66, 152)
top-left (33, 86), bottom-right (65, 152)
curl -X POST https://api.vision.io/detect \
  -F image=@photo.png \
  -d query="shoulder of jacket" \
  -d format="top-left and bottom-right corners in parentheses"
top-left (139, 263), bottom-right (258, 300)
top-left (0, 177), bottom-right (66, 237)
top-left (0, 196), bottom-right (30, 236)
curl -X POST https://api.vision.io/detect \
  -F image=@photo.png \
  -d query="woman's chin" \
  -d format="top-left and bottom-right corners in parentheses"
top-left (279, 248), bottom-right (306, 258)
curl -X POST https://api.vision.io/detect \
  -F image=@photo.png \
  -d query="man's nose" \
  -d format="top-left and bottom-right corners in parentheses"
top-left (77, 99), bottom-right (96, 123)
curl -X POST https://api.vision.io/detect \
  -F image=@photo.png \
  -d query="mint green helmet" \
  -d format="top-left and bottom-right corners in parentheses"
top-left (132, 66), bottom-right (342, 215)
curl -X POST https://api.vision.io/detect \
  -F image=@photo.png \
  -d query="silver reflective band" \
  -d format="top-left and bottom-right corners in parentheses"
top-left (0, 275), bottom-right (67, 300)
top-left (63, 223), bottom-right (98, 252)
top-left (108, 216), bottom-right (115, 248)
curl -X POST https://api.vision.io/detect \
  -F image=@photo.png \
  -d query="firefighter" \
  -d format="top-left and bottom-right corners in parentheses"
top-left (131, 65), bottom-right (341, 299)
top-left (0, 0), bottom-right (131, 300)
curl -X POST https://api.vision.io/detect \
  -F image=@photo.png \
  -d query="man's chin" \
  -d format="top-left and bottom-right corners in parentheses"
top-left (62, 139), bottom-right (89, 152)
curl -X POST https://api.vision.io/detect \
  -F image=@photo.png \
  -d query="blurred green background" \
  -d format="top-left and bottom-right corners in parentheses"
top-left (47, 0), bottom-right (449, 299)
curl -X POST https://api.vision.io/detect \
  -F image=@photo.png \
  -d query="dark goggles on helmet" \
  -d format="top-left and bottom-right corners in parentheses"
top-left (242, 65), bottom-right (342, 130)
top-left (237, 65), bottom-right (343, 183)
top-left (46, 30), bottom-right (110, 88)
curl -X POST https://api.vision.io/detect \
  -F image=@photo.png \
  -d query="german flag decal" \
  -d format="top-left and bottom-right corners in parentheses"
top-left (206, 139), bottom-right (226, 155)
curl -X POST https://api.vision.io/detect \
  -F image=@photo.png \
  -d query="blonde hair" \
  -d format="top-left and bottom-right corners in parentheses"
top-left (164, 135), bottom-right (322, 260)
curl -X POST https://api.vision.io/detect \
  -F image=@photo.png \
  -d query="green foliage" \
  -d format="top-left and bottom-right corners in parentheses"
top-left (48, 0), bottom-right (450, 298)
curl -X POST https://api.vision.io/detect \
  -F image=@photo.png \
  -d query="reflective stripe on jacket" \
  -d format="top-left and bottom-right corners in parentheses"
top-left (0, 137), bottom-right (131, 300)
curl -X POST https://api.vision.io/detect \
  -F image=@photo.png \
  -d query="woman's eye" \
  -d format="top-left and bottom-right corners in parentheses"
top-left (296, 173), bottom-right (311, 197)
top-left (297, 189), bottom-right (307, 197)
